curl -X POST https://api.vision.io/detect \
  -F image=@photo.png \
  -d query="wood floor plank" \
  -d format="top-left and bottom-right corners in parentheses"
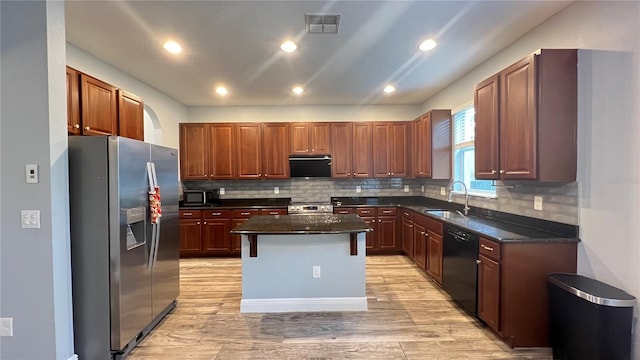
top-left (128, 255), bottom-right (552, 360)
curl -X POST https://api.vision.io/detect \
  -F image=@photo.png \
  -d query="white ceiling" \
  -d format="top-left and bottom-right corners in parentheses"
top-left (65, 1), bottom-right (572, 107)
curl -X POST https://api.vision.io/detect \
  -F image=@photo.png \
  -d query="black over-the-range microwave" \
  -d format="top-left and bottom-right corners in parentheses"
top-left (182, 189), bottom-right (219, 206)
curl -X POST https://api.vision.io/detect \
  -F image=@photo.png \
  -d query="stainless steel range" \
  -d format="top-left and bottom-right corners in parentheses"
top-left (287, 203), bottom-right (334, 214)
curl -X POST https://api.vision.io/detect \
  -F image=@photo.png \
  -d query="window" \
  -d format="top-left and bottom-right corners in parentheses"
top-left (452, 106), bottom-right (495, 197)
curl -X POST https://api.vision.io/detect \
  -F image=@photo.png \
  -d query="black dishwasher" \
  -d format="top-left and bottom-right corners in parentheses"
top-left (442, 224), bottom-right (480, 316)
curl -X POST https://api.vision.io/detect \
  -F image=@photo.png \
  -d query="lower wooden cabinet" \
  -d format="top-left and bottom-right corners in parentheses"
top-left (354, 207), bottom-right (398, 253)
top-left (412, 221), bottom-right (427, 270)
top-left (179, 210), bottom-right (202, 256)
top-left (425, 229), bottom-right (443, 284)
top-left (478, 253), bottom-right (501, 332)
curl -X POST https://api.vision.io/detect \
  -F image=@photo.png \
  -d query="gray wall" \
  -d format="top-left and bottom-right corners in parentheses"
top-left (0, 1), bottom-right (74, 359)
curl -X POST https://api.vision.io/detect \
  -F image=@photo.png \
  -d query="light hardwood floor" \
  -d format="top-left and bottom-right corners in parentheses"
top-left (129, 256), bottom-right (552, 359)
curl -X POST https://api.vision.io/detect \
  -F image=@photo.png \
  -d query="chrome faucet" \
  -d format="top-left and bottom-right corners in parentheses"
top-left (448, 180), bottom-right (470, 215)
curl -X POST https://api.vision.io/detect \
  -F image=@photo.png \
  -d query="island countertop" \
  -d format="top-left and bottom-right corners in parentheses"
top-left (230, 214), bottom-right (373, 235)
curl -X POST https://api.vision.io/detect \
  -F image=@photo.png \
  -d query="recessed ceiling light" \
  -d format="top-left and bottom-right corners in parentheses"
top-left (163, 40), bottom-right (182, 55)
top-left (280, 40), bottom-right (297, 53)
top-left (215, 86), bottom-right (228, 96)
top-left (292, 86), bottom-right (304, 95)
top-left (383, 85), bottom-right (396, 94)
top-left (418, 39), bottom-right (437, 52)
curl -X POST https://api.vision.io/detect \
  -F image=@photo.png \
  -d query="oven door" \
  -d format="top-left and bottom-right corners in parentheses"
top-left (442, 225), bottom-right (479, 316)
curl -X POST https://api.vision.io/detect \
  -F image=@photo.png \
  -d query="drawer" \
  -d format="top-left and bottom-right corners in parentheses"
top-left (179, 210), bottom-right (202, 219)
top-left (479, 237), bottom-right (501, 261)
top-left (333, 207), bottom-right (355, 214)
top-left (377, 207), bottom-right (397, 216)
top-left (356, 208), bottom-right (375, 216)
top-left (424, 217), bottom-right (443, 235)
top-left (202, 209), bottom-right (231, 219)
top-left (233, 209), bottom-right (259, 218)
top-left (401, 209), bottom-right (414, 220)
top-left (260, 208), bottom-right (287, 216)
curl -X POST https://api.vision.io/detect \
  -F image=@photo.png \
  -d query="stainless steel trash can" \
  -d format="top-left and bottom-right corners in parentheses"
top-left (547, 273), bottom-right (635, 360)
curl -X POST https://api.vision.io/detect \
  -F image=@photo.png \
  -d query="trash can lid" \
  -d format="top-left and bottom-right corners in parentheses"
top-left (548, 273), bottom-right (636, 307)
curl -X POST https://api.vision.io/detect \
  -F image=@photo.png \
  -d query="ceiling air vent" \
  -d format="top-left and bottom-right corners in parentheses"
top-left (305, 14), bottom-right (340, 34)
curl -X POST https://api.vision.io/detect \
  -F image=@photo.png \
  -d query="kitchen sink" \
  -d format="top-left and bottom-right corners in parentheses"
top-left (424, 210), bottom-right (468, 220)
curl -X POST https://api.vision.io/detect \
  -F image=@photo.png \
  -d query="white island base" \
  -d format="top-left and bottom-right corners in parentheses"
top-left (239, 232), bottom-right (367, 313)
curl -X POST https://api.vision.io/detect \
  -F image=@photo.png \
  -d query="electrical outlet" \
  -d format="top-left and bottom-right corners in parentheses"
top-left (21, 210), bottom-right (40, 229)
top-left (403, 185), bottom-right (410, 192)
top-left (274, 187), bottom-right (279, 194)
top-left (219, 187), bottom-right (225, 195)
top-left (440, 187), bottom-right (446, 196)
top-left (356, 186), bottom-right (361, 193)
top-left (0, 318), bottom-right (13, 337)
top-left (421, 185), bottom-right (425, 192)
top-left (312, 266), bottom-right (321, 278)
top-left (534, 196), bottom-right (543, 210)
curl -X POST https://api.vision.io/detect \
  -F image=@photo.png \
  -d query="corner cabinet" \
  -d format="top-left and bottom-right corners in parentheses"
top-left (474, 49), bottom-right (577, 182)
top-left (414, 110), bottom-right (452, 179)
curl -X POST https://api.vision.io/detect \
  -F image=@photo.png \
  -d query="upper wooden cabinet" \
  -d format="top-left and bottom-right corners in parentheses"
top-left (373, 122), bottom-right (410, 178)
top-left (290, 123), bottom-right (331, 155)
top-left (67, 66), bottom-right (144, 141)
top-left (209, 124), bottom-right (236, 179)
top-left (80, 73), bottom-right (118, 136)
top-left (414, 110), bottom-right (452, 179)
top-left (180, 123), bottom-right (209, 180)
top-left (118, 90), bottom-right (144, 141)
top-left (66, 67), bottom-right (81, 135)
top-left (331, 122), bottom-right (372, 178)
top-left (474, 49), bottom-right (577, 182)
top-left (236, 123), bottom-right (263, 179)
top-left (262, 123), bottom-right (290, 179)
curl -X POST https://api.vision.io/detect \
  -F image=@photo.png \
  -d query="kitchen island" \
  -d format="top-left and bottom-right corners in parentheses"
top-left (231, 214), bottom-right (372, 313)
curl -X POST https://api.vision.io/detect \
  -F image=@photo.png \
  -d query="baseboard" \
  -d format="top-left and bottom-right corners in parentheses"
top-left (67, 354), bottom-right (78, 360)
top-left (240, 297), bottom-right (368, 313)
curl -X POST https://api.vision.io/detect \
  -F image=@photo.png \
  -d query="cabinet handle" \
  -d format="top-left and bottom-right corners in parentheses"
top-left (481, 244), bottom-right (494, 251)
top-left (500, 170), bottom-right (505, 174)
top-left (183, 212), bottom-right (193, 216)
top-left (241, 212), bottom-right (250, 216)
top-left (476, 259), bottom-right (482, 264)
top-left (409, 225), bottom-right (413, 227)
top-left (383, 210), bottom-right (392, 214)
top-left (203, 221), bottom-right (207, 224)
top-left (311, 149), bottom-right (315, 152)
top-left (74, 124), bottom-right (80, 129)
top-left (268, 212), bottom-right (278, 215)
top-left (265, 174), bottom-right (268, 177)
top-left (347, 172), bottom-right (351, 176)
top-left (421, 231), bottom-right (425, 235)
top-left (404, 212), bottom-right (410, 216)
top-left (212, 212), bottom-right (221, 216)
top-left (84, 126), bottom-right (90, 131)
top-left (491, 170), bottom-right (497, 174)
top-left (197, 221), bottom-right (200, 225)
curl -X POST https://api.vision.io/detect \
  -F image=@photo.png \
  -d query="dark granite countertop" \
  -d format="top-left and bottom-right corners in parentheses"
top-left (180, 197), bottom-right (291, 210)
top-left (331, 196), bottom-right (579, 244)
top-left (230, 214), bottom-right (372, 235)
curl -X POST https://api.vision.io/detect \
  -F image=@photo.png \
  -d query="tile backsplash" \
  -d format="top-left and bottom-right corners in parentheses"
top-left (184, 178), bottom-right (578, 225)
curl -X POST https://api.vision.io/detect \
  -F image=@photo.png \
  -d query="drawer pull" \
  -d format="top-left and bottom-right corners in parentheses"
top-left (268, 212), bottom-right (278, 215)
top-left (241, 212), bottom-right (250, 216)
top-left (197, 221), bottom-right (200, 225)
top-left (74, 124), bottom-right (80, 129)
top-left (211, 212), bottom-right (221, 216)
top-left (404, 212), bottom-right (410, 216)
top-left (183, 212), bottom-right (192, 216)
top-left (382, 210), bottom-right (392, 214)
top-left (203, 221), bottom-right (207, 224)
top-left (409, 225), bottom-right (413, 227)
top-left (481, 244), bottom-right (494, 251)
top-left (84, 126), bottom-right (90, 131)
top-left (476, 259), bottom-right (481, 264)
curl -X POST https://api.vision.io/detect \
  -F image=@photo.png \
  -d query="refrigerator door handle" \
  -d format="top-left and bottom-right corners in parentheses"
top-left (147, 162), bottom-right (162, 270)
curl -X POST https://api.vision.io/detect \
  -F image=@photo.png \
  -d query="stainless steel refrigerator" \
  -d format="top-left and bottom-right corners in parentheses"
top-left (68, 136), bottom-right (180, 359)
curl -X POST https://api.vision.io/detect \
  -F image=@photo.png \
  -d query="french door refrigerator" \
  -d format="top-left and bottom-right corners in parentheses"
top-left (68, 136), bottom-right (180, 359)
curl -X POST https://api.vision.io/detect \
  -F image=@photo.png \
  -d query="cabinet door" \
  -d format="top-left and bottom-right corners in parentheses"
top-left (80, 74), bottom-right (117, 136)
top-left (500, 54), bottom-right (537, 179)
top-left (290, 123), bottom-right (310, 154)
top-left (236, 123), bottom-right (262, 179)
top-left (352, 123), bottom-right (372, 178)
top-left (389, 122), bottom-right (409, 177)
top-left (66, 67), bottom-right (81, 135)
top-left (475, 74), bottom-right (500, 180)
top-left (414, 114), bottom-right (432, 177)
top-left (478, 254), bottom-right (501, 332)
top-left (179, 123), bottom-right (209, 180)
top-left (179, 219), bottom-right (202, 256)
top-left (309, 123), bottom-right (331, 154)
top-left (202, 218), bottom-right (232, 254)
top-left (330, 123), bottom-right (353, 178)
top-left (231, 219), bottom-right (248, 253)
top-left (262, 123), bottom-right (290, 179)
top-left (426, 230), bottom-right (443, 284)
top-left (360, 216), bottom-right (377, 251)
top-left (118, 90), bottom-right (144, 141)
top-left (209, 124), bottom-right (235, 179)
top-left (372, 123), bottom-right (390, 177)
top-left (401, 219), bottom-right (414, 259)
top-left (413, 223), bottom-right (427, 270)
top-left (378, 216), bottom-right (398, 250)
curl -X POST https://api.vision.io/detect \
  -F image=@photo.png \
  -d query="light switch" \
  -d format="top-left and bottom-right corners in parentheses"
top-left (274, 187), bottom-right (280, 194)
top-left (440, 187), bottom-right (446, 196)
top-left (219, 187), bottom-right (225, 195)
top-left (404, 185), bottom-right (410, 192)
top-left (356, 186), bottom-right (362, 193)
top-left (534, 196), bottom-right (543, 211)
top-left (21, 210), bottom-right (40, 229)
